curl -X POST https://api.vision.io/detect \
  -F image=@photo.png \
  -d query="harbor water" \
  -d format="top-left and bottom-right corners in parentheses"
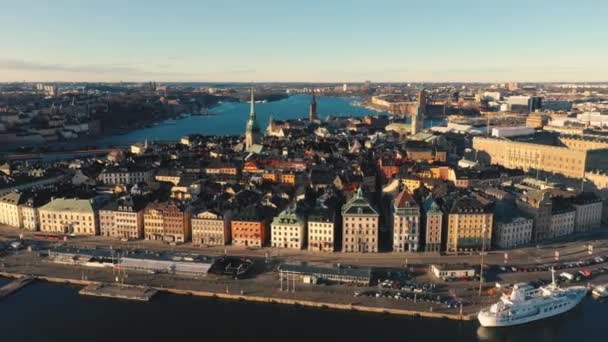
top-left (96, 94), bottom-right (440, 146)
top-left (0, 279), bottom-right (606, 342)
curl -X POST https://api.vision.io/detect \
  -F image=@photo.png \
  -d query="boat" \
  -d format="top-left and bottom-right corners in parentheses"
top-left (163, 119), bottom-right (177, 125)
top-left (592, 284), bottom-right (608, 298)
top-left (478, 268), bottom-right (587, 327)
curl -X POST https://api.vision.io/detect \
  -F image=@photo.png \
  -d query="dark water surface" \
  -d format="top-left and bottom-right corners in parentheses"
top-left (0, 280), bottom-right (606, 342)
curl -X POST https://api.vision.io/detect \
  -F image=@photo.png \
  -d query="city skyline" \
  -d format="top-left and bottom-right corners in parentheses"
top-left (1, 0), bottom-right (607, 82)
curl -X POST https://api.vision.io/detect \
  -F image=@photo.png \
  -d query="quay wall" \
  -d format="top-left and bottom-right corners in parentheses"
top-left (0, 271), bottom-right (474, 321)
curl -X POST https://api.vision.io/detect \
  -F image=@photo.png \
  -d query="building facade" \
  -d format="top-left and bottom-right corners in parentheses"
top-left (342, 188), bottom-right (380, 253)
top-left (550, 208), bottom-right (576, 238)
top-left (0, 192), bottom-right (23, 228)
top-left (571, 193), bottom-right (603, 232)
top-left (493, 217), bottom-right (533, 249)
top-left (392, 189), bottom-right (420, 252)
top-left (423, 197), bottom-right (443, 252)
top-left (307, 207), bottom-right (337, 252)
top-left (191, 210), bottom-right (230, 246)
top-left (99, 199), bottom-right (145, 240)
top-left (271, 206), bottom-right (306, 249)
top-left (143, 202), bottom-right (191, 243)
top-left (446, 197), bottom-right (493, 253)
top-left (97, 167), bottom-right (153, 185)
top-left (516, 190), bottom-right (553, 241)
top-left (473, 137), bottom-right (589, 178)
top-left (231, 205), bottom-right (270, 248)
top-left (39, 198), bottom-right (98, 235)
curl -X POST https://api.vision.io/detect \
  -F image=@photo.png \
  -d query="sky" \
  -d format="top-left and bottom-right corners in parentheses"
top-left (0, 0), bottom-right (607, 83)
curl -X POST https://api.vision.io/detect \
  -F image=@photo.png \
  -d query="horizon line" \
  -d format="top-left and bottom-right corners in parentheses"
top-left (2, 80), bottom-right (608, 84)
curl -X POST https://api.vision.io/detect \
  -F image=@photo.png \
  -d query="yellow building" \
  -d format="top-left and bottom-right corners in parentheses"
top-left (401, 177), bottom-right (423, 192)
top-left (472, 136), bottom-right (608, 179)
top-left (446, 197), bottom-right (493, 253)
top-left (39, 198), bottom-right (98, 235)
top-left (191, 210), bottom-right (230, 246)
top-left (342, 188), bottom-right (380, 253)
top-left (558, 135), bottom-right (608, 152)
top-left (155, 173), bottom-right (182, 186)
top-left (0, 192), bottom-right (23, 228)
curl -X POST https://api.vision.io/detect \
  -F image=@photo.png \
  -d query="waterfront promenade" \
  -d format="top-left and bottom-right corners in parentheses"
top-left (3, 228), bottom-right (608, 321)
top-left (2, 225), bottom-right (607, 269)
top-left (0, 247), bottom-right (487, 320)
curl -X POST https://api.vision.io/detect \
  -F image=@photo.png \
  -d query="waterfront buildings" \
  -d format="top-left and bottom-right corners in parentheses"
top-left (271, 205), bottom-right (306, 249)
top-left (0, 192), bottom-right (23, 228)
top-left (231, 205), bottom-right (271, 248)
top-left (516, 190), bottom-right (553, 241)
top-left (492, 203), bottom-right (533, 249)
top-left (19, 195), bottom-right (46, 231)
top-left (342, 188), bottom-right (380, 253)
top-left (99, 197), bottom-right (145, 240)
top-left (143, 202), bottom-right (191, 243)
top-left (422, 197), bottom-right (443, 252)
top-left (446, 196), bottom-right (493, 253)
top-left (191, 210), bottom-right (231, 246)
top-left (550, 200), bottom-right (576, 238)
top-left (571, 192), bottom-right (603, 232)
top-left (1, 83), bottom-right (607, 257)
top-left (392, 189), bottom-right (420, 252)
top-left (307, 206), bottom-right (338, 252)
top-left (39, 198), bottom-right (99, 235)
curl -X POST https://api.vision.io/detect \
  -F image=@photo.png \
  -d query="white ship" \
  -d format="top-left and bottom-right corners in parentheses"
top-left (478, 269), bottom-right (587, 327)
top-left (592, 284), bottom-right (608, 298)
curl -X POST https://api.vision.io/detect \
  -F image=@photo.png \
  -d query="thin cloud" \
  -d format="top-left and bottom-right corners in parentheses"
top-left (0, 59), bottom-right (188, 77)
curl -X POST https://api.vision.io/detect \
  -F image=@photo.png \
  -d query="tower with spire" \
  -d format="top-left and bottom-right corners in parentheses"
top-left (309, 89), bottom-right (318, 123)
top-left (245, 86), bottom-right (261, 150)
top-left (411, 89), bottom-right (426, 135)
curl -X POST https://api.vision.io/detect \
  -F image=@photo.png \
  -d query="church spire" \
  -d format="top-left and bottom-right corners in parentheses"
top-left (250, 86), bottom-right (256, 117)
top-left (309, 88), bottom-right (318, 123)
top-left (245, 85), bottom-right (260, 150)
top-left (412, 88), bottom-right (425, 135)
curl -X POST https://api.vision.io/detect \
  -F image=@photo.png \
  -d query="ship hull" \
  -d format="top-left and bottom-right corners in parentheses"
top-left (478, 287), bottom-right (587, 327)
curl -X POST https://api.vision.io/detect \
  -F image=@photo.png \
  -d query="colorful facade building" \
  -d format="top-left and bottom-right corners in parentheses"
top-left (271, 205), bottom-right (306, 249)
top-left (143, 202), bottom-right (191, 243)
top-left (191, 210), bottom-right (231, 246)
top-left (342, 188), bottom-right (380, 253)
top-left (392, 189), bottom-right (420, 252)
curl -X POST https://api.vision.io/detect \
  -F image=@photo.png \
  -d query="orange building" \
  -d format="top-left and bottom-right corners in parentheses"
top-left (231, 205), bottom-right (272, 248)
top-left (430, 166), bottom-right (452, 180)
top-left (262, 171), bottom-right (298, 185)
top-left (377, 157), bottom-right (401, 182)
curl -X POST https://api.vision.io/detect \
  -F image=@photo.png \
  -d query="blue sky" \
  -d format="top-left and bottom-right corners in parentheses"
top-left (0, 0), bottom-right (607, 82)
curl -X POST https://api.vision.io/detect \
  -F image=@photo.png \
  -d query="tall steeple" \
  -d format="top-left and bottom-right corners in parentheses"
top-left (412, 89), bottom-right (425, 135)
top-left (245, 86), bottom-right (261, 150)
top-left (309, 89), bottom-right (318, 123)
